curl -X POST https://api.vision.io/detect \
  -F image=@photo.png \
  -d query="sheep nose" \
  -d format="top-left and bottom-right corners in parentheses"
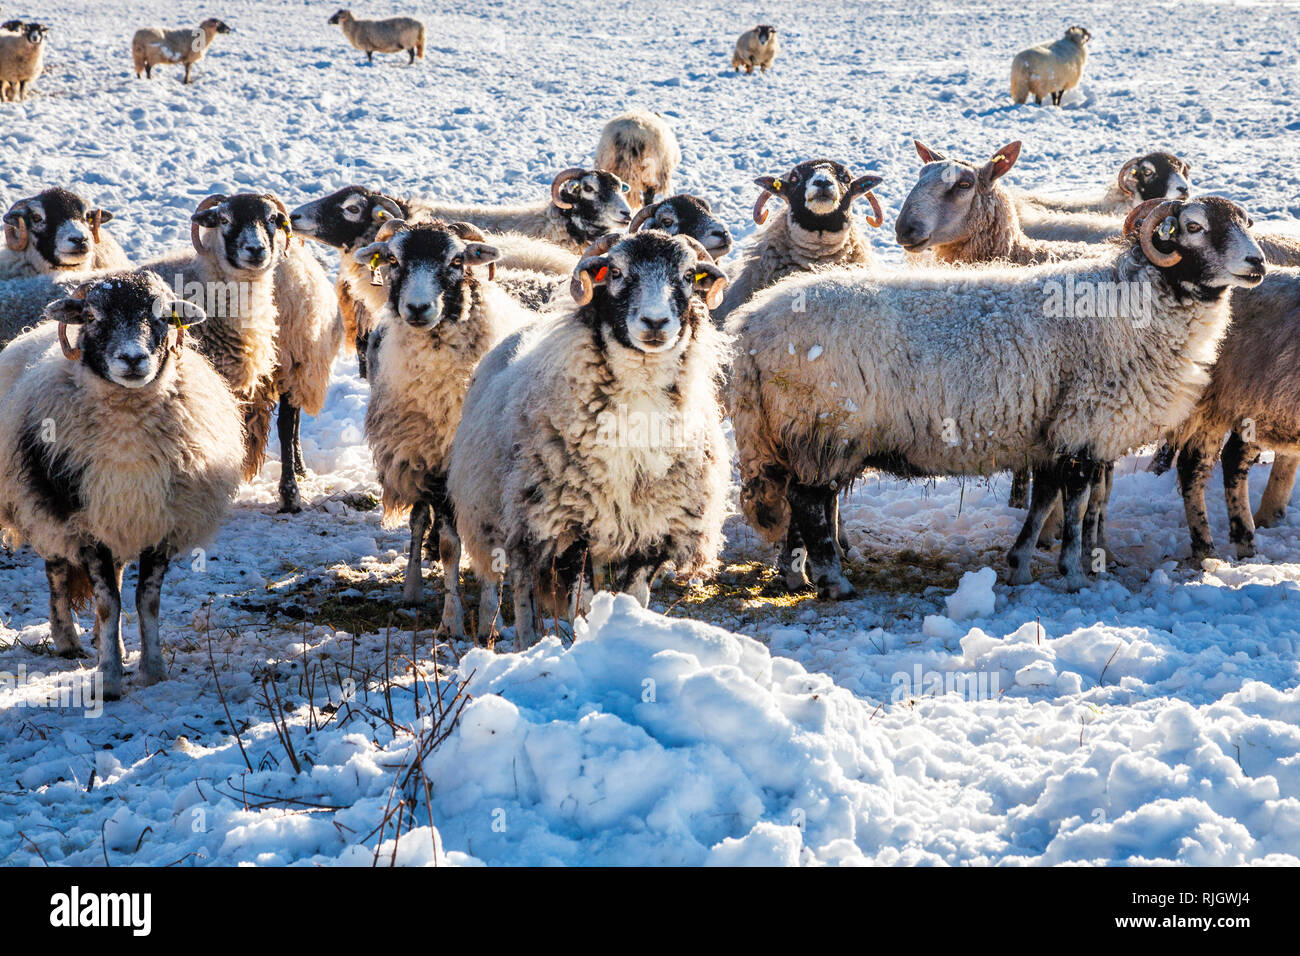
top-left (1245, 255), bottom-right (1265, 271)
top-left (1177, 187), bottom-right (1189, 198)
top-left (641, 316), bottom-right (671, 332)
top-left (405, 302), bottom-right (433, 322)
top-left (289, 213), bottom-right (304, 225)
top-left (117, 353), bottom-right (148, 374)
top-left (68, 235), bottom-right (88, 250)
top-left (243, 245), bottom-right (268, 264)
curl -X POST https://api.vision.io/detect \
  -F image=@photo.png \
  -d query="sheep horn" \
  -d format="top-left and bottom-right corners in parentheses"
top-left (550, 167), bottom-right (588, 210)
top-left (862, 192), bottom-right (884, 228)
top-left (88, 209), bottom-right (103, 244)
top-left (1116, 158), bottom-right (1141, 198)
top-left (58, 323), bottom-right (82, 362)
top-left (628, 202), bottom-right (661, 234)
top-left (375, 218), bottom-right (407, 242)
top-left (190, 194), bottom-right (228, 254)
top-left (1138, 200), bottom-right (1183, 268)
top-left (577, 232), bottom-right (622, 260)
top-left (2, 200), bottom-right (31, 252)
top-left (570, 234), bottom-right (622, 306)
top-left (447, 221), bottom-right (497, 279)
top-left (753, 190), bottom-right (773, 225)
top-left (1122, 198), bottom-right (1164, 239)
top-left (843, 175), bottom-right (885, 227)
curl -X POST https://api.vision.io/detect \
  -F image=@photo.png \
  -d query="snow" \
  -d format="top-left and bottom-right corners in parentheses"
top-left (2, 0), bottom-right (1300, 867)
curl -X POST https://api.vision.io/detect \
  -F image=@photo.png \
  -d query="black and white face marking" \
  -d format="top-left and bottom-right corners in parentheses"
top-left (44, 272), bottom-right (206, 388)
top-left (191, 194), bottom-right (289, 273)
top-left (353, 224), bottom-right (500, 329)
top-left (3, 188), bottom-right (113, 269)
top-left (636, 195), bottom-right (733, 257)
top-left (290, 186), bottom-right (407, 250)
top-left (201, 18), bottom-right (232, 36)
top-left (1132, 152), bottom-right (1192, 202)
top-left (21, 22), bottom-right (47, 44)
top-left (1146, 197), bottom-right (1266, 296)
top-left (556, 170), bottom-right (634, 241)
top-left (756, 24), bottom-right (775, 44)
top-left (758, 159), bottom-right (868, 233)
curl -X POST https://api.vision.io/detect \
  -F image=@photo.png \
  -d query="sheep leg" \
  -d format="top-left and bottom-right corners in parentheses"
top-left (45, 559), bottom-right (85, 659)
top-left (1008, 464), bottom-right (1064, 585)
top-left (509, 560), bottom-right (537, 649)
top-left (1057, 456), bottom-right (1097, 591)
top-left (427, 477), bottom-right (464, 637)
top-left (366, 51), bottom-right (374, 64)
top-left (1255, 453), bottom-right (1298, 528)
top-left (145, 64), bottom-right (153, 79)
top-left (276, 396), bottom-right (303, 514)
top-left (1082, 462), bottom-right (1114, 567)
top-left (788, 483), bottom-right (855, 600)
top-left (476, 577), bottom-right (501, 643)
top-left (408, 49), bottom-right (416, 65)
top-left (1176, 443), bottom-right (1217, 561)
top-left (136, 547), bottom-right (169, 686)
top-left (779, 525), bottom-right (809, 591)
top-left (81, 544), bottom-right (124, 701)
top-left (617, 549), bottom-right (667, 608)
top-left (403, 502), bottom-right (431, 605)
top-left (552, 541), bottom-right (594, 620)
top-left (1008, 469), bottom-right (1030, 510)
top-left (356, 329), bottom-right (370, 379)
top-left (827, 494), bottom-right (851, 556)
top-left (184, 63), bottom-right (192, 84)
top-left (1222, 431), bottom-right (1262, 559)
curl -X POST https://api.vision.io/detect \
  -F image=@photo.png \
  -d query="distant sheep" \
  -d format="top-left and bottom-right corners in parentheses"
top-left (0, 273), bottom-right (244, 699)
top-left (1014, 151), bottom-right (1191, 218)
top-left (132, 18), bottom-right (232, 84)
top-left (0, 21), bottom-right (46, 101)
top-left (328, 9), bottom-right (425, 64)
top-left (594, 111), bottom-right (681, 210)
top-left (1010, 25), bottom-right (1090, 106)
top-left (732, 24), bottom-right (778, 74)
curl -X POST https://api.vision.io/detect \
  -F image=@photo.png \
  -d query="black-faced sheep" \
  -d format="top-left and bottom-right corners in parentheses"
top-left (712, 159), bottom-right (884, 324)
top-left (1013, 151), bottom-right (1192, 225)
top-left (328, 10), bottom-right (425, 64)
top-left (2, 188), bottom-right (129, 280)
top-left (0, 272), bottom-right (244, 699)
top-left (594, 111), bottom-right (681, 210)
top-left (728, 196), bottom-right (1266, 596)
top-left (628, 193), bottom-right (733, 259)
top-left (732, 24), bottom-right (778, 74)
top-left (132, 18), bottom-right (232, 84)
top-left (1010, 25), bottom-right (1090, 107)
top-left (447, 232), bottom-right (732, 646)
top-left (0, 20), bottom-right (45, 101)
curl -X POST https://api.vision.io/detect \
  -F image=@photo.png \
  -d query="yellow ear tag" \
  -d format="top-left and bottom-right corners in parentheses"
top-left (772, 179), bottom-right (782, 191)
top-left (375, 210), bottom-right (387, 221)
top-left (992, 153), bottom-right (1007, 163)
top-left (694, 272), bottom-right (708, 282)
top-left (369, 252), bottom-right (384, 286)
top-left (170, 306), bottom-right (189, 331)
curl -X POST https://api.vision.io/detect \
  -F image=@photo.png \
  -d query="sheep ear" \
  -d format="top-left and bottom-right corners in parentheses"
top-left (982, 142), bottom-right (1022, 182)
top-left (88, 208), bottom-right (114, 225)
top-left (44, 297), bottom-right (89, 325)
top-left (914, 140), bottom-right (946, 164)
top-left (191, 207), bottom-right (224, 229)
top-left (570, 255), bottom-right (611, 305)
top-left (158, 297), bottom-right (208, 327)
top-left (754, 175), bottom-right (782, 194)
top-left (462, 243), bottom-right (500, 267)
top-left (372, 197), bottom-right (403, 223)
top-left (353, 241), bottom-right (390, 265)
top-left (692, 262), bottom-right (728, 310)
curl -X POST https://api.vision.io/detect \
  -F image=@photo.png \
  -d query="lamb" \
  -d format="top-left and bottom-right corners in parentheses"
top-left (2, 188), bottom-right (130, 281)
top-left (132, 18), bottom-right (232, 84)
top-left (594, 110), bottom-right (681, 210)
top-left (328, 9), bottom-right (425, 64)
top-left (1009, 25), bottom-right (1090, 107)
top-left (732, 24), bottom-right (778, 74)
top-left (0, 272), bottom-right (244, 699)
top-left (728, 196), bottom-right (1266, 596)
top-left (349, 219), bottom-right (533, 634)
top-left (896, 141), bottom-right (1103, 266)
top-left (136, 193), bottom-right (286, 484)
top-left (447, 231), bottom-right (732, 646)
top-left (1013, 151), bottom-right (1191, 218)
top-left (0, 21), bottom-right (46, 102)
top-left (712, 159), bottom-right (884, 324)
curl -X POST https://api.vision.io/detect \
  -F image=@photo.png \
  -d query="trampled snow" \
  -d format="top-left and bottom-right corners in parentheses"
top-left (2, 0), bottom-right (1299, 866)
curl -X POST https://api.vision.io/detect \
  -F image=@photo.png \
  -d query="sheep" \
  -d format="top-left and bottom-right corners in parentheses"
top-left (328, 9), bottom-right (425, 64)
top-left (1256, 231), bottom-right (1300, 267)
top-left (448, 231), bottom-right (732, 646)
top-left (0, 21), bottom-right (46, 102)
top-left (270, 241), bottom-right (344, 513)
top-left (348, 218), bottom-right (533, 634)
top-left (1009, 25), bottom-right (1090, 107)
top-left (712, 159), bottom-right (884, 324)
top-left (1013, 151), bottom-right (1191, 218)
top-left (0, 272), bottom-right (244, 699)
top-left (0, 273), bottom-right (89, 348)
top-left (136, 193), bottom-right (287, 484)
top-left (132, 18), bottom-right (232, 84)
top-left (727, 196), bottom-right (1267, 596)
top-left (897, 141), bottom-right (1103, 266)
top-left (732, 24), bottom-right (779, 74)
top-left (594, 110), bottom-right (682, 210)
top-left (2, 188), bottom-right (130, 281)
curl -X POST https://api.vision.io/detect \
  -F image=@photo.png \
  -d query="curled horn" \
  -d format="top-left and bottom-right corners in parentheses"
top-left (681, 236), bottom-right (726, 309)
top-left (190, 194), bottom-right (228, 254)
top-left (753, 190), bottom-right (773, 226)
top-left (89, 209), bottom-right (104, 244)
top-left (57, 281), bottom-right (93, 361)
top-left (374, 218), bottom-right (407, 242)
top-left (2, 199), bottom-right (31, 252)
top-left (448, 221), bottom-right (496, 280)
top-left (1116, 157), bottom-right (1141, 198)
top-left (1122, 198), bottom-right (1164, 239)
top-left (843, 175), bottom-right (885, 228)
top-left (862, 192), bottom-right (884, 228)
top-left (569, 233), bottom-right (622, 305)
top-left (550, 167), bottom-right (588, 210)
top-left (1138, 200), bottom-right (1183, 268)
top-left (628, 201), bottom-right (661, 234)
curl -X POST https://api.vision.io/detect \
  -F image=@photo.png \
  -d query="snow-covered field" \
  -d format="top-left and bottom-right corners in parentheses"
top-left (2, 0), bottom-right (1300, 866)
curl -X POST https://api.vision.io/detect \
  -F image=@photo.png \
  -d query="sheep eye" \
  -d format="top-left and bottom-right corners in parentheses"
top-left (1185, 222), bottom-right (1203, 234)
top-left (956, 181), bottom-right (973, 190)
top-left (620, 184), bottom-right (629, 193)
top-left (609, 267), bottom-right (622, 279)
top-left (388, 254), bottom-right (399, 265)
top-left (451, 256), bottom-right (464, 268)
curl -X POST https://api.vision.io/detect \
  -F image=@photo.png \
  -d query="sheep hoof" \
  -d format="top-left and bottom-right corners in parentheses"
top-left (54, 644), bottom-right (88, 660)
top-left (441, 601), bottom-right (465, 638)
top-left (1234, 541), bottom-right (1258, 560)
top-left (100, 669), bottom-right (124, 701)
top-left (1008, 560), bottom-right (1033, 587)
top-left (782, 566), bottom-right (808, 591)
top-left (1062, 571), bottom-right (1089, 593)
top-left (139, 663), bottom-right (167, 687)
top-left (816, 574), bottom-right (855, 601)
top-left (1253, 506), bottom-right (1285, 529)
top-left (277, 492), bottom-right (303, 514)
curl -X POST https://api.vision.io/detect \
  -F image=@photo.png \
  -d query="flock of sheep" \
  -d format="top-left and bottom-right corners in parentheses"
top-left (1, 14), bottom-right (1299, 702)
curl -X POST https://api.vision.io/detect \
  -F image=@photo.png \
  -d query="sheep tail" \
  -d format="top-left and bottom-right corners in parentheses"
top-left (416, 28), bottom-right (426, 60)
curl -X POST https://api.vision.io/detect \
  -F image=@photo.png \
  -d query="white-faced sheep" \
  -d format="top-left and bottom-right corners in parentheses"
top-left (328, 9), bottom-right (425, 64)
top-left (728, 196), bottom-right (1266, 596)
top-left (137, 193), bottom-right (287, 484)
top-left (349, 219), bottom-right (533, 634)
top-left (712, 158), bottom-right (883, 324)
top-left (0, 21), bottom-right (46, 101)
top-left (1013, 151), bottom-right (1192, 227)
top-left (447, 231), bottom-right (732, 646)
top-left (1010, 25), bottom-right (1090, 107)
top-left (2, 188), bottom-right (130, 281)
top-left (732, 24), bottom-right (778, 74)
top-left (594, 110), bottom-right (681, 210)
top-left (0, 272), bottom-right (244, 699)
top-left (897, 141), bottom-right (1104, 266)
top-left (132, 18), bottom-right (232, 84)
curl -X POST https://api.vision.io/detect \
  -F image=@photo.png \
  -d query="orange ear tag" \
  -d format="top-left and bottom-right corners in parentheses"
top-left (594, 266), bottom-right (609, 283)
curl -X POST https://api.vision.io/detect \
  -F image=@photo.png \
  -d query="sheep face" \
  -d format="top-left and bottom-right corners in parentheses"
top-left (1065, 26), bottom-right (1091, 44)
top-left (756, 25), bottom-right (776, 44)
top-left (895, 141), bottom-right (1021, 252)
top-left (2, 188), bottom-right (114, 270)
top-left (755, 160), bottom-right (881, 233)
top-left (44, 273), bottom-right (206, 389)
top-left (290, 186), bottom-right (406, 250)
top-left (327, 10), bottom-right (352, 26)
top-left (1132, 197), bottom-right (1266, 297)
top-left (1123, 152), bottom-right (1192, 202)
top-left (18, 22), bottom-right (46, 45)
top-left (200, 18), bottom-right (233, 37)
top-left (630, 194), bottom-right (733, 257)
top-left (572, 232), bottom-right (726, 354)
top-left (354, 223), bottom-right (499, 328)
top-left (191, 194), bottom-right (291, 274)
top-left (553, 170), bottom-right (634, 240)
